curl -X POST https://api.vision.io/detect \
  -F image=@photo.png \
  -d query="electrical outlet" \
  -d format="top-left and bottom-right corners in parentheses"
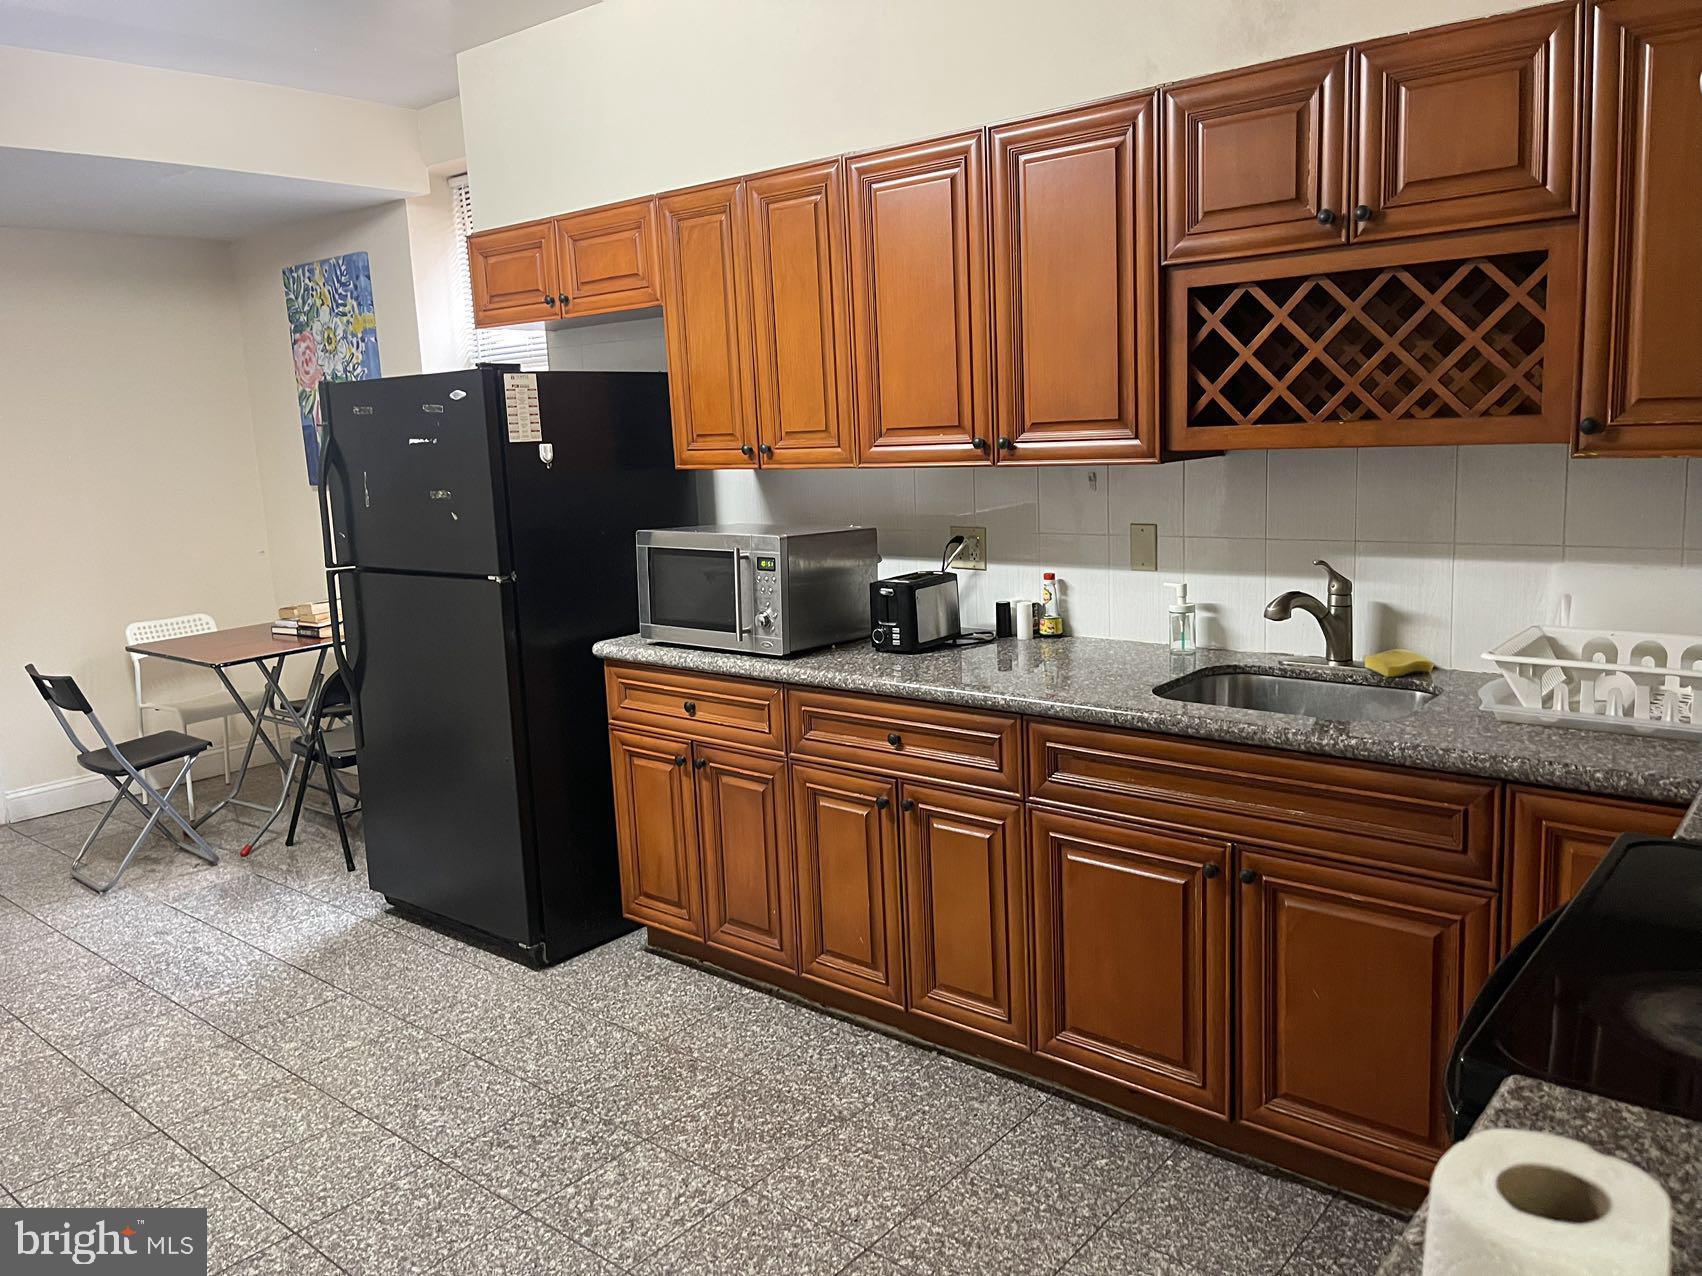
top-left (948, 525), bottom-right (987, 570)
top-left (1128, 523), bottom-right (1158, 572)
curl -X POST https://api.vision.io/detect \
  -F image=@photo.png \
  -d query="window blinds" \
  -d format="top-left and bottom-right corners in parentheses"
top-left (449, 174), bottom-right (550, 371)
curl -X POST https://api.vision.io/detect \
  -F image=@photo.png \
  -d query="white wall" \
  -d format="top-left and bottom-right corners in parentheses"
top-left (548, 315), bottom-right (1702, 667)
top-left (228, 202), bottom-right (428, 608)
top-left (0, 227), bottom-right (275, 807)
top-left (461, 0), bottom-right (1540, 228)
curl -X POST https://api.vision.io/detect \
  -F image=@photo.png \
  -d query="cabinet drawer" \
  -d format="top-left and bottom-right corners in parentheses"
top-left (788, 690), bottom-right (1020, 792)
top-left (605, 664), bottom-right (783, 752)
top-left (1027, 719), bottom-right (1498, 883)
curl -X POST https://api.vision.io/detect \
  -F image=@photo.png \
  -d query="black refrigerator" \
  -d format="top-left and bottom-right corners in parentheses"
top-left (319, 368), bottom-right (694, 964)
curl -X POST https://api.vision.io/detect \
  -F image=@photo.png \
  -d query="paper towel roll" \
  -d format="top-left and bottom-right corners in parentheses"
top-left (1424, 1129), bottom-right (1671, 1275)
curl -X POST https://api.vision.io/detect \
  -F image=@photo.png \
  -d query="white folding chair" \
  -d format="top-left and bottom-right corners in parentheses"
top-left (125, 613), bottom-right (268, 812)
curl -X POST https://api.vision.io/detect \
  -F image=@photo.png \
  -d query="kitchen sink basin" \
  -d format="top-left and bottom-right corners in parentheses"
top-left (1154, 669), bottom-right (1436, 723)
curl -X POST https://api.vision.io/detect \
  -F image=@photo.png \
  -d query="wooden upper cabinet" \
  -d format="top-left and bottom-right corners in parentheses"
top-left (792, 763), bottom-right (905, 1007)
top-left (1162, 51), bottom-right (1350, 263)
top-left (1504, 785), bottom-right (1685, 946)
top-left (1238, 846), bottom-right (1493, 1181)
top-left (901, 784), bottom-right (1028, 1046)
top-left (744, 160), bottom-right (858, 467)
top-left (658, 181), bottom-right (759, 468)
top-left (608, 728), bottom-right (701, 939)
top-left (1578, 0), bottom-right (1702, 456)
top-left (1352, 4), bottom-right (1580, 243)
top-left (846, 132), bottom-right (993, 465)
top-left (1031, 808), bottom-right (1230, 1115)
top-left (469, 220), bottom-right (561, 326)
top-left (695, 744), bottom-right (796, 973)
top-left (554, 197), bottom-right (661, 317)
top-left (990, 95), bottom-right (1161, 464)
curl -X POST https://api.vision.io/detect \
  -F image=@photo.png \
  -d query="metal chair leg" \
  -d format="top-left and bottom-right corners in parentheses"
top-left (72, 758), bottom-right (211, 893)
top-left (285, 751), bottom-right (314, 846)
top-left (322, 758), bottom-right (355, 873)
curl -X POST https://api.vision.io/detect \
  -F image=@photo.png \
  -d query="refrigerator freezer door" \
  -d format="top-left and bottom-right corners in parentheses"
top-left (343, 569), bottom-right (537, 945)
top-left (322, 370), bottom-right (509, 577)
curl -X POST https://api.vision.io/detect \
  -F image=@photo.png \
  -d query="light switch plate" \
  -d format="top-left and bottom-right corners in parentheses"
top-left (949, 525), bottom-right (987, 570)
top-left (1128, 523), bottom-right (1158, 572)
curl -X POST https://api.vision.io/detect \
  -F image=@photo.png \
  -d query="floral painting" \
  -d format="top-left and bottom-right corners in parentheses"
top-left (283, 251), bottom-right (381, 484)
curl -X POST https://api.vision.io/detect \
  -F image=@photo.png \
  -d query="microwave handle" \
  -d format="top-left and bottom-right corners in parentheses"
top-left (733, 549), bottom-right (754, 639)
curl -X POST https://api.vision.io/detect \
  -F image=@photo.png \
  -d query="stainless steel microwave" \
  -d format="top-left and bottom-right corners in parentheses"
top-left (636, 525), bottom-right (879, 656)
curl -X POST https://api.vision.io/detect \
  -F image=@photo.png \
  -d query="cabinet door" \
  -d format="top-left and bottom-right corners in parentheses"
top-left (469, 221), bottom-right (560, 326)
top-left (696, 745), bottom-right (796, 972)
top-left (1031, 809), bottom-right (1229, 1115)
top-left (1161, 51), bottom-right (1350, 263)
top-left (1579, 0), bottom-right (1702, 455)
top-left (1352, 4), bottom-right (1579, 243)
top-left (1238, 847), bottom-right (1493, 1181)
top-left (608, 728), bottom-right (701, 938)
top-left (555, 197), bottom-right (661, 317)
top-left (658, 181), bottom-right (759, 468)
top-left (1504, 786), bottom-right (1685, 946)
top-left (792, 763), bottom-right (904, 1006)
top-left (846, 132), bottom-right (992, 465)
top-left (901, 784), bottom-right (1028, 1045)
top-left (989, 95), bottom-right (1160, 464)
top-left (744, 160), bottom-right (857, 467)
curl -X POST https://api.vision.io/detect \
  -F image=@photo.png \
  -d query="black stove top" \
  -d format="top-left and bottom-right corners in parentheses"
top-left (1451, 835), bottom-right (1702, 1135)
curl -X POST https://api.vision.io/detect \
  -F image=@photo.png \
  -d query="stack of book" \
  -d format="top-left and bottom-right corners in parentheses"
top-left (272, 601), bottom-right (332, 640)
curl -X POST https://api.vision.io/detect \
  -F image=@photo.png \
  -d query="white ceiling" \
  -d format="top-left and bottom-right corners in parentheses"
top-left (0, 147), bottom-right (411, 238)
top-left (0, 0), bottom-right (601, 107)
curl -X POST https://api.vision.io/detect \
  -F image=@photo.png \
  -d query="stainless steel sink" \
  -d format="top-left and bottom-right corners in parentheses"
top-left (1154, 669), bottom-right (1436, 723)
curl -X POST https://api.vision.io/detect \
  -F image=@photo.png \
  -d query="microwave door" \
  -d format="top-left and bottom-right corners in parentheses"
top-left (639, 545), bottom-right (751, 651)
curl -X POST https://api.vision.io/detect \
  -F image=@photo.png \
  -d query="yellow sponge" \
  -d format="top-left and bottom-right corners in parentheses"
top-left (1364, 649), bottom-right (1435, 678)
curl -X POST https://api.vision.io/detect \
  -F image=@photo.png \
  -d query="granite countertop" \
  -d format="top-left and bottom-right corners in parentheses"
top-left (1377, 1076), bottom-right (1702, 1274)
top-left (593, 634), bottom-right (1702, 806)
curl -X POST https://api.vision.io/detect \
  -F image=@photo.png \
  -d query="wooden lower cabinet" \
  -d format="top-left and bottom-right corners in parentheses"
top-left (608, 728), bottom-right (701, 938)
top-left (901, 783), bottom-right (1028, 1045)
top-left (1503, 785), bottom-right (1685, 946)
top-left (1030, 808), bottom-right (1230, 1114)
top-left (792, 763), bottom-right (905, 1006)
top-left (696, 745), bottom-right (795, 972)
top-left (1237, 845), bottom-right (1493, 1181)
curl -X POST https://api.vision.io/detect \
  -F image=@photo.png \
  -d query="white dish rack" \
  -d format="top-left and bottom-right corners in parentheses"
top-left (1480, 625), bottom-right (1702, 740)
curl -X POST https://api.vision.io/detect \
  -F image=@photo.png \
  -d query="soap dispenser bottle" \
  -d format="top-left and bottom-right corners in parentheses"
top-left (1165, 582), bottom-right (1196, 653)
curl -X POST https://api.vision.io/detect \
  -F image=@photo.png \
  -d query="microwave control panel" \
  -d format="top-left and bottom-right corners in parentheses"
top-left (753, 554), bottom-right (780, 652)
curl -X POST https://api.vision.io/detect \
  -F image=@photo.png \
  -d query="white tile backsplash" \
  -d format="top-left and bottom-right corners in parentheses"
top-left (543, 323), bottom-right (1700, 671)
top-left (1356, 446), bottom-right (1457, 543)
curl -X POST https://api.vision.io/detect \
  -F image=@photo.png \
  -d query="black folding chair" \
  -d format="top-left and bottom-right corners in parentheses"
top-left (25, 664), bottom-right (219, 893)
top-left (284, 670), bottom-right (359, 872)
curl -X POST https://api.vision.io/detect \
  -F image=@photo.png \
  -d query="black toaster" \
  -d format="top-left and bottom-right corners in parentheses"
top-left (870, 571), bottom-right (961, 653)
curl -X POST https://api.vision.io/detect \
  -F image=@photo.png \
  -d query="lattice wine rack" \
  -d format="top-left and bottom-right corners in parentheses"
top-left (1170, 234), bottom-right (1576, 446)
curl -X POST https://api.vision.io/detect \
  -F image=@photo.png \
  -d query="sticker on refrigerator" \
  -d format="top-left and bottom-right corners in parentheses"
top-left (503, 373), bottom-right (542, 443)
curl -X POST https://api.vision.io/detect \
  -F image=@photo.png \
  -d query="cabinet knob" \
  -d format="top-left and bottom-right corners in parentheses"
top-left (673, 754), bottom-right (687, 767)
top-left (997, 437), bottom-right (1014, 452)
top-left (758, 443), bottom-right (774, 458)
top-left (1239, 868), bottom-right (1258, 885)
top-left (739, 443), bottom-right (755, 458)
top-left (1202, 863), bottom-right (1219, 879)
top-left (886, 732), bottom-right (903, 748)
top-left (1354, 204), bottom-right (1373, 223)
top-left (1579, 417), bottom-right (1604, 436)
top-left (876, 795), bottom-right (890, 810)
top-left (971, 437), bottom-right (989, 452)
top-left (683, 700), bottom-right (697, 716)
top-left (542, 294), bottom-right (557, 306)
top-left (900, 798), bottom-right (916, 812)
top-left (693, 757), bottom-right (707, 769)
top-left (1316, 208), bottom-right (1336, 226)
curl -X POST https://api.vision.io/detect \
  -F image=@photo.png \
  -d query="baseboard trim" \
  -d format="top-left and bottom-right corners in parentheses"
top-left (2, 756), bottom-right (287, 824)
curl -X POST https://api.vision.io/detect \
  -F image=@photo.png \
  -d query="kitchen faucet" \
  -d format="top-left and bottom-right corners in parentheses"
top-left (1265, 560), bottom-right (1355, 666)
